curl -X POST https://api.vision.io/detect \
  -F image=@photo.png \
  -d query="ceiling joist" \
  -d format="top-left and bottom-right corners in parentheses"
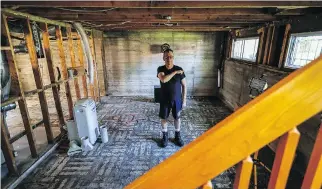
top-left (3, 1), bottom-right (322, 8)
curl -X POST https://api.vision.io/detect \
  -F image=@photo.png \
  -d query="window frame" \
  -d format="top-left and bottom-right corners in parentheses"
top-left (230, 36), bottom-right (260, 63)
top-left (284, 31), bottom-right (322, 69)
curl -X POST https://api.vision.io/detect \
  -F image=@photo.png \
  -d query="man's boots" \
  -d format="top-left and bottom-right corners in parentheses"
top-left (161, 131), bottom-right (169, 147)
top-left (174, 131), bottom-right (184, 147)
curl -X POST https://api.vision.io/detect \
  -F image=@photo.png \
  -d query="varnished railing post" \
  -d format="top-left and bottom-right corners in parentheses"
top-left (2, 14), bottom-right (38, 158)
top-left (55, 26), bottom-right (74, 119)
top-left (268, 128), bottom-right (300, 189)
top-left (23, 19), bottom-right (54, 143)
top-left (233, 156), bottom-right (253, 189)
top-left (39, 22), bottom-right (65, 128)
top-left (67, 27), bottom-right (81, 100)
top-left (201, 180), bottom-right (213, 189)
top-left (301, 119), bottom-right (322, 189)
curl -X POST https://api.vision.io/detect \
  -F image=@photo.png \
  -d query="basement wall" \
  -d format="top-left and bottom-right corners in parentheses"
top-left (219, 14), bottom-right (322, 171)
top-left (103, 31), bottom-right (224, 96)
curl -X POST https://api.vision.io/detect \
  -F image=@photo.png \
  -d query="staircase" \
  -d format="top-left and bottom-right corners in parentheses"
top-left (125, 55), bottom-right (322, 189)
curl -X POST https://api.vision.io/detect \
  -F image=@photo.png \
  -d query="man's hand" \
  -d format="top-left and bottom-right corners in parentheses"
top-left (176, 70), bottom-right (184, 75)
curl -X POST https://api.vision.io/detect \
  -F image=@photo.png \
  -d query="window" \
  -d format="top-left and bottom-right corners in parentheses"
top-left (231, 37), bottom-right (259, 62)
top-left (285, 31), bottom-right (322, 69)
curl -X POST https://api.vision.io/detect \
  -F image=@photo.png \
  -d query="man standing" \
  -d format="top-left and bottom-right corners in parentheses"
top-left (157, 49), bottom-right (187, 147)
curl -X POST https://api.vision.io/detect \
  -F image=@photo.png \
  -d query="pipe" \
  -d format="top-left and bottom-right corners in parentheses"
top-left (72, 22), bottom-right (94, 84)
top-left (1, 103), bottom-right (16, 112)
top-left (6, 136), bottom-right (65, 189)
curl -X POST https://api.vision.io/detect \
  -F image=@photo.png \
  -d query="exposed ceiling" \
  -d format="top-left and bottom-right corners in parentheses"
top-left (2, 1), bottom-right (322, 32)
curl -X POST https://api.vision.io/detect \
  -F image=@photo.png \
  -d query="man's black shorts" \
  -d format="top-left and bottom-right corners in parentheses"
top-left (159, 100), bottom-right (182, 120)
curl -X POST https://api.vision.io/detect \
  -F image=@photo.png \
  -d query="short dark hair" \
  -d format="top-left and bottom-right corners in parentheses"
top-left (163, 48), bottom-right (173, 54)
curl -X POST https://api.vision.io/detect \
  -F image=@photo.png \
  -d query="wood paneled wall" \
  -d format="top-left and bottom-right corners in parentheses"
top-left (103, 31), bottom-right (224, 96)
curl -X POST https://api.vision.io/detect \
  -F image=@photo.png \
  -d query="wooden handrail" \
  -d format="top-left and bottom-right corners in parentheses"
top-left (125, 55), bottom-right (322, 189)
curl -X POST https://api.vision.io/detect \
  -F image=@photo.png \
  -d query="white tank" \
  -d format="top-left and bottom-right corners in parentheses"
top-left (73, 98), bottom-right (99, 144)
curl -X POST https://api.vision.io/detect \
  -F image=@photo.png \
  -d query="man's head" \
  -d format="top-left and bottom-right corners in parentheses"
top-left (163, 49), bottom-right (174, 68)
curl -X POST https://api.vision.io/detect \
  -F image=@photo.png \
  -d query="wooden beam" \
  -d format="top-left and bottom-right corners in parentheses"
top-left (301, 122), bottom-right (322, 189)
top-left (76, 33), bottom-right (88, 98)
top-left (23, 19), bottom-right (54, 143)
top-left (233, 156), bottom-right (253, 189)
top-left (67, 27), bottom-right (81, 100)
top-left (124, 55), bottom-right (322, 189)
top-left (256, 27), bottom-right (266, 64)
top-left (81, 20), bottom-right (266, 24)
top-left (105, 25), bottom-right (237, 30)
top-left (39, 22), bottom-right (65, 127)
top-left (83, 22), bottom-right (254, 28)
top-left (278, 24), bottom-right (291, 68)
top-left (40, 14), bottom-right (277, 22)
top-left (55, 26), bottom-right (74, 119)
top-left (1, 114), bottom-right (19, 175)
top-left (268, 128), bottom-right (300, 189)
top-left (2, 14), bottom-right (38, 158)
top-left (3, 1), bottom-right (322, 8)
top-left (20, 8), bottom-right (278, 16)
top-left (1, 8), bottom-right (70, 27)
top-left (104, 27), bottom-right (233, 32)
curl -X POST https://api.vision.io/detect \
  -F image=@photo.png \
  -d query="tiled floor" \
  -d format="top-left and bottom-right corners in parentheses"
top-left (18, 96), bottom-right (234, 189)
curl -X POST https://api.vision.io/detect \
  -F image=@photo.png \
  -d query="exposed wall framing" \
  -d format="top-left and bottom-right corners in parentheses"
top-left (1, 9), bottom-right (102, 176)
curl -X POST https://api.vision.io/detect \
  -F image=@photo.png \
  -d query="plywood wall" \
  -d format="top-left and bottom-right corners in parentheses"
top-left (103, 31), bottom-right (224, 96)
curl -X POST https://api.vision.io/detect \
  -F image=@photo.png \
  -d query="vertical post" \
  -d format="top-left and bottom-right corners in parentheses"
top-left (256, 27), bottom-right (266, 64)
top-left (89, 30), bottom-right (99, 101)
top-left (67, 27), bottom-right (81, 100)
top-left (101, 34), bottom-right (108, 95)
top-left (301, 119), bottom-right (322, 189)
top-left (263, 26), bottom-right (273, 65)
top-left (55, 26), bottom-right (74, 119)
top-left (39, 22), bottom-right (65, 127)
top-left (23, 19), bottom-right (54, 143)
top-left (1, 114), bottom-right (19, 175)
top-left (2, 14), bottom-right (38, 158)
top-left (76, 33), bottom-right (88, 98)
top-left (233, 156), bottom-right (253, 189)
top-left (268, 128), bottom-right (300, 189)
top-left (278, 24), bottom-right (291, 69)
top-left (201, 181), bottom-right (213, 189)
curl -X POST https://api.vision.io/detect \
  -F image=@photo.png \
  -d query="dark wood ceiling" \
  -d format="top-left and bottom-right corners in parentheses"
top-left (2, 1), bottom-right (322, 32)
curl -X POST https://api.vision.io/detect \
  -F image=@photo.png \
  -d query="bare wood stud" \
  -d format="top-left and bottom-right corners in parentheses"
top-left (1, 114), bottom-right (19, 175)
top-left (278, 24), bottom-right (291, 68)
top-left (55, 26), bottom-right (74, 119)
top-left (2, 14), bottom-right (38, 158)
top-left (39, 22), bottom-right (65, 127)
top-left (77, 33), bottom-right (88, 98)
top-left (23, 19), bottom-right (54, 143)
top-left (67, 27), bottom-right (81, 100)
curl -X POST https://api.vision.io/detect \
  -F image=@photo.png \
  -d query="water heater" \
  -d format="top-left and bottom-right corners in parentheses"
top-left (73, 99), bottom-right (99, 144)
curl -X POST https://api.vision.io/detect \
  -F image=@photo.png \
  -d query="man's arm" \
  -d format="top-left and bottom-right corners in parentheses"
top-left (158, 70), bottom-right (183, 83)
top-left (181, 78), bottom-right (187, 107)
